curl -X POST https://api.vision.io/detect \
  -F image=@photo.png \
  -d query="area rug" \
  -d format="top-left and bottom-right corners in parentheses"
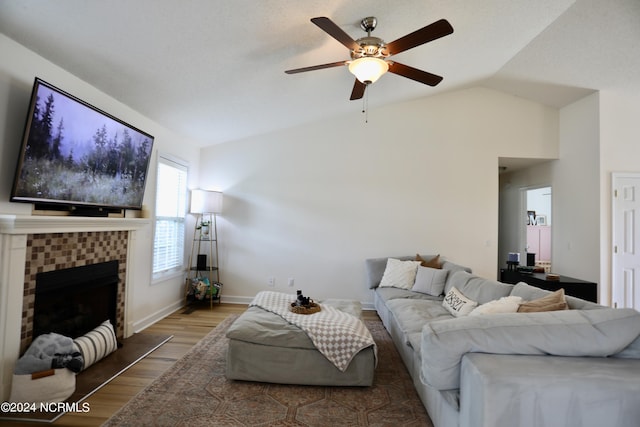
top-left (103, 315), bottom-right (433, 427)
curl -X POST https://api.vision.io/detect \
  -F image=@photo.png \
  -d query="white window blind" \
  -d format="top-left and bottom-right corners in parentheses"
top-left (153, 155), bottom-right (187, 276)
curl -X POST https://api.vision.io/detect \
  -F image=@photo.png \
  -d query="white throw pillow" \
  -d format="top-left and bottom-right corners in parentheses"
top-left (379, 258), bottom-right (421, 290)
top-left (442, 287), bottom-right (478, 317)
top-left (73, 320), bottom-right (118, 370)
top-left (412, 266), bottom-right (449, 296)
top-left (469, 296), bottom-right (523, 316)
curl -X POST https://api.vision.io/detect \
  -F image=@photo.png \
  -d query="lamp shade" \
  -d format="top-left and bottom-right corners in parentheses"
top-left (190, 189), bottom-right (223, 214)
top-left (348, 57), bottom-right (389, 84)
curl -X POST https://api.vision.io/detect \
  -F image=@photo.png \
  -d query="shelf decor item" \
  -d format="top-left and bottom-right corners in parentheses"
top-left (187, 189), bottom-right (223, 309)
top-left (507, 252), bottom-right (520, 271)
top-left (289, 290), bottom-right (321, 314)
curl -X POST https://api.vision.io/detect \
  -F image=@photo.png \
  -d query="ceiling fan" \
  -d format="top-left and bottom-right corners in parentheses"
top-left (285, 16), bottom-right (454, 100)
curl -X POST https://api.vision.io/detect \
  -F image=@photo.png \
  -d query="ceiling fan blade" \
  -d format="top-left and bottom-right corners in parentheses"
top-left (349, 79), bottom-right (367, 100)
top-left (386, 19), bottom-right (453, 55)
top-left (285, 60), bottom-right (348, 74)
top-left (311, 17), bottom-right (361, 51)
top-left (388, 62), bottom-right (443, 86)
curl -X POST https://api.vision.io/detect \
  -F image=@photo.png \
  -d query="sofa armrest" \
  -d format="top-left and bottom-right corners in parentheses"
top-left (460, 353), bottom-right (640, 427)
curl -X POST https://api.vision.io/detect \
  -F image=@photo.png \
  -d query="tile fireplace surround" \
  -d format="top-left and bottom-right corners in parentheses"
top-left (0, 214), bottom-right (149, 401)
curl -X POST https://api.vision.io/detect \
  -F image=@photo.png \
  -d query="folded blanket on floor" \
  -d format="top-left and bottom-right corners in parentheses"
top-left (249, 291), bottom-right (377, 371)
top-left (14, 332), bottom-right (83, 375)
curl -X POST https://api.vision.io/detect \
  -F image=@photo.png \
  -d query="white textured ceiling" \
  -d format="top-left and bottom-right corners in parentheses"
top-left (1, 0), bottom-right (638, 146)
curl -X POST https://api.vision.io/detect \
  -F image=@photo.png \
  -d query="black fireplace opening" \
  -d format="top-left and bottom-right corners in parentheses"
top-left (33, 260), bottom-right (119, 340)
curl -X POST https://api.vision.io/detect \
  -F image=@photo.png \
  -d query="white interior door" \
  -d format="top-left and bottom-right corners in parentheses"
top-left (612, 173), bottom-right (640, 309)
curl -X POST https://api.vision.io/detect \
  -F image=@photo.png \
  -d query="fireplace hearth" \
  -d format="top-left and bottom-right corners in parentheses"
top-left (34, 261), bottom-right (119, 340)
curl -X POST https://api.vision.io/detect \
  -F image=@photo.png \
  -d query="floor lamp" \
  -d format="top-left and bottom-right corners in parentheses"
top-left (189, 189), bottom-right (223, 306)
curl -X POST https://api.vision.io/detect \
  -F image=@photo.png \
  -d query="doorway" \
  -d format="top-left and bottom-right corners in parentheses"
top-left (522, 186), bottom-right (552, 270)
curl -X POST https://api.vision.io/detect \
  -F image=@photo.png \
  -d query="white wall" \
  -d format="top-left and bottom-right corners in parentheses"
top-left (498, 93), bottom-right (601, 295)
top-left (200, 88), bottom-right (559, 304)
top-left (0, 34), bottom-right (203, 331)
top-left (599, 90), bottom-right (640, 305)
top-left (553, 93), bottom-right (600, 282)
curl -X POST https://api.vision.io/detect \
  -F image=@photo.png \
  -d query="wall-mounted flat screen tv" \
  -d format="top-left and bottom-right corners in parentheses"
top-left (10, 77), bottom-right (154, 214)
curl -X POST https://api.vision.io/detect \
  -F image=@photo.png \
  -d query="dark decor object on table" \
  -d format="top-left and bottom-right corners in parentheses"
top-left (295, 290), bottom-right (311, 306)
top-left (196, 254), bottom-right (207, 271)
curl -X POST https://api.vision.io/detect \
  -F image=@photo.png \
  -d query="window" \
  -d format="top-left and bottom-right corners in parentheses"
top-left (153, 155), bottom-right (188, 277)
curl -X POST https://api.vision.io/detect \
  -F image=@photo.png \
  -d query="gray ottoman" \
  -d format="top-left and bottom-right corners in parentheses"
top-left (225, 299), bottom-right (376, 386)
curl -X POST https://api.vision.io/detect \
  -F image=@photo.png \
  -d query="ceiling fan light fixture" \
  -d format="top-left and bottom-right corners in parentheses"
top-left (348, 57), bottom-right (389, 84)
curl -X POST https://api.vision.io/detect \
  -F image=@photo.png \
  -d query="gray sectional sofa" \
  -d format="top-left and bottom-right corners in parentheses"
top-left (365, 255), bottom-right (640, 427)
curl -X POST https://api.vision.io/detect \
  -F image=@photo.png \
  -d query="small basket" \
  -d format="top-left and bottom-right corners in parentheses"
top-left (289, 301), bottom-right (321, 315)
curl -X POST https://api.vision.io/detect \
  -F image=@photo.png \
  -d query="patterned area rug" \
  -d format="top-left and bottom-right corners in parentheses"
top-left (103, 314), bottom-right (433, 426)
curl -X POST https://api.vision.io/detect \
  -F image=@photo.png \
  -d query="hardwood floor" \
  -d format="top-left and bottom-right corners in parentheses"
top-left (3, 303), bottom-right (379, 426)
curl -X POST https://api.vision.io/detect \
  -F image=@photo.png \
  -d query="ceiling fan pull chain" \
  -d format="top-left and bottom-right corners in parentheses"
top-left (362, 84), bottom-right (369, 123)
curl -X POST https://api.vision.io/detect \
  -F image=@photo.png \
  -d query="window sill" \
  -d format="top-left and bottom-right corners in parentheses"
top-left (152, 269), bottom-right (185, 286)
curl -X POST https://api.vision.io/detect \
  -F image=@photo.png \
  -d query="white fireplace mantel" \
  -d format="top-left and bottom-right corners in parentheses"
top-left (0, 214), bottom-right (150, 401)
top-left (0, 214), bottom-right (149, 234)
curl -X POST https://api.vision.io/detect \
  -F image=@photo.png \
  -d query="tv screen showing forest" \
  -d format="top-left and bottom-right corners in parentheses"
top-left (11, 78), bottom-right (154, 209)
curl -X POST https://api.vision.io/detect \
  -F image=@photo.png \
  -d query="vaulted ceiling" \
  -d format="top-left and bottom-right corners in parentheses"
top-left (1, 0), bottom-right (638, 146)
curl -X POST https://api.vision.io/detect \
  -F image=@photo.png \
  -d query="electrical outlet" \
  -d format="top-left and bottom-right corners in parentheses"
top-left (267, 277), bottom-right (275, 287)
top-left (288, 278), bottom-right (295, 287)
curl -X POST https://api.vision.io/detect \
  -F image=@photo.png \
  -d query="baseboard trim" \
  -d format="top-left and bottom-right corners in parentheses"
top-left (131, 300), bottom-right (183, 334)
top-left (220, 295), bottom-right (254, 305)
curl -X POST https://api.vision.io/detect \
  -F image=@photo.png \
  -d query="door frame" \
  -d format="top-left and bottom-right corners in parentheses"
top-left (611, 172), bottom-right (640, 308)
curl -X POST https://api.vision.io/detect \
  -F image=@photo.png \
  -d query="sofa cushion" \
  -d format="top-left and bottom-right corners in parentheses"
top-left (469, 296), bottom-right (523, 316)
top-left (518, 288), bottom-right (568, 312)
top-left (442, 287), bottom-right (478, 317)
top-left (444, 271), bottom-right (513, 304)
top-left (412, 266), bottom-right (449, 296)
top-left (421, 308), bottom-right (640, 390)
top-left (375, 287), bottom-right (443, 305)
top-left (460, 353), bottom-right (640, 427)
top-left (386, 299), bottom-right (451, 347)
top-left (378, 258), bottom-right (422, 289)
top-left (614, 334), bottom-right (640, 359)
top-left (227, 306), bottom-right (316, 348)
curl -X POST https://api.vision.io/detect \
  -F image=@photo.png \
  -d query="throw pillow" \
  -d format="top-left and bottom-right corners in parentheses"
top-left (469, 296), bottom-right (523, 316)
top-left (379, 258), bottom-right (422, 289)
top-left (416, 254), bottom-right (441, 269)
top-left (412, 266), bottom-right (449, 296)
top-left (442, 286), bottom-right (478, 317)
top-left (73, 319), bottom-right (118, 370)
top-left (517, 288), bottom-right (569, 313)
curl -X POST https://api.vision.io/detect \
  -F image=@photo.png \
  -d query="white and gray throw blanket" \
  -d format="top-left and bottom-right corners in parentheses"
top-left (249, 291), bottom-right (377, 372)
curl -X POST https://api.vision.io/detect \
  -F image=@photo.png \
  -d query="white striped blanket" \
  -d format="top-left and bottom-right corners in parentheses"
top-left (249, 291), bottom-right (377, 372)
